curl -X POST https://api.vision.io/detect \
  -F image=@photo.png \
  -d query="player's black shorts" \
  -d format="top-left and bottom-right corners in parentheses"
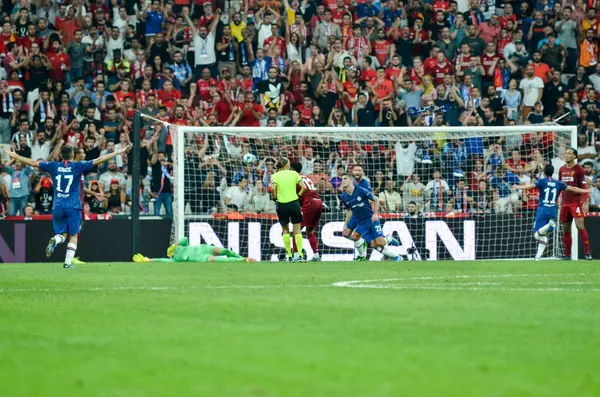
top-left (276, 200), bottom-right (303, 226)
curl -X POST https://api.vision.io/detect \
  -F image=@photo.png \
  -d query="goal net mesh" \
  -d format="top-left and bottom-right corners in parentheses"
top-left (168, 125), bottom-right (576, 261)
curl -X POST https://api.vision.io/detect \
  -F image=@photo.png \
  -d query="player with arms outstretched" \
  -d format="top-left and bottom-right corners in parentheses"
top-left (4, 145), bottom-right (127, 268)
top-left (558, 148), bottom-right (592, 260)
top-left (340, 173), bottom-right (401, 261)
top-left (70, 147), bottom-right (105, 266)
top-left (291, 162), bottom-right (324, 261)
top-left (133, 237), bottom-right (256, 262)
top-left (514, 164), bottom-right (590, 260)
top-left (271, 158), bottom-right (307, 262)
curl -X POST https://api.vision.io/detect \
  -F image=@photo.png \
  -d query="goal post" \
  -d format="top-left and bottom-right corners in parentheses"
top-left (169, 123), bottom-right (579, 261)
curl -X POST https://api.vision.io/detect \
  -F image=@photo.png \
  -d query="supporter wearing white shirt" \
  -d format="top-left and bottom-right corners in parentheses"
top-left (226, 178), bottom-right (250, 210)
top-left (577, 133), bottom-right (596, 166)
top-left (187, 11), bottom-right (220, 78)
top-left (256, 11), bottom-right (275, 49)
top-left (394, 141), bottom-right (417, 178)
top-left (30, 131), bottom-right (52, 161)
top-left (519, 64), bottom-right (544, 116)
top-left (104, 27), bottom-right (124, 63)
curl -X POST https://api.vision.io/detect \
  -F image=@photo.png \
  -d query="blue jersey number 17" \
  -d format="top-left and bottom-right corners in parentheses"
top-left (55, 175), bottom-right (74, 193)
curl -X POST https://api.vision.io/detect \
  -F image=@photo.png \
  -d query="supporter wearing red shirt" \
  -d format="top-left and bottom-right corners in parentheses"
top-left (237, 91), bottom-right (263, 127)
top-left (238, 65), bottom-right (254, 93)
top-left (171, 104), bottom-right (189, 126)
top-left (385, 54), bottom-right (402, 81)
top-left (18, 24), bottom-right (42, 53)
top-left (47, 40), bottom-right (70, 83)
top-left (55, 6), bottom-right (80, 44)
top-left (264, 25), bottom-right (287, 58)
top-left (506, 150), bottom-right (527, 172)
top-left (114, 80), bottom-right (136, 106)
top-left (369, 68), bottom-right (394, 105)
top-left (136, 80), bottom-right (155, 109)
top-left (499, 4), bottom-right (517, 28)
top-left (346, 25), bottom-right (370, 61)
top-left (371, 28), bottom-right (391, 67)
top-left (196, 67), bottom-right (218, 101)
top-left (212, 92), bottom-right (236, 124)
top-left (423, 46), bottom-right (440, 71)
top-left (64, 119), bottom-right (85, 148)
top-left (426, 52), bottom-right (453, 87)
top-left (497, 29), bottom-right (511, 57)
top-left (532, 52), bottom-right (551, 83)
top-left (296, 96), bottom-right (314, 125)
top-left (157, 80), bottom-right (182, 109)
top-left (481, 42), bottom-right (499, 82)
top-left (360, 57), bottom-right (377, 82)
top-left (342, 68), bottom-right (359, 111)
top-left (455, 43), bottom-right (471, 72)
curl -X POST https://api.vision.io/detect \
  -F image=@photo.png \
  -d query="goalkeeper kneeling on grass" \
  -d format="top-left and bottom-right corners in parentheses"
top-left (133, 237), bottom-right (256, 263)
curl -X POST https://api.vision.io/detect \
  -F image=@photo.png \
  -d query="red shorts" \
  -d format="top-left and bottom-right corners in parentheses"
top-left (560, 204), bottom-right (585, 222)
top-left (302, 198), bottom-right (323, 229)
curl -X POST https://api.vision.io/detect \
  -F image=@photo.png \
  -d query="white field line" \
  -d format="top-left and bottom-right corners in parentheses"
top-left (0, 285), bottom-right (327, 293)
top-left (331, 273), bottom-right (600, 293)
top-left (331, 273), bottom-right (590, 288)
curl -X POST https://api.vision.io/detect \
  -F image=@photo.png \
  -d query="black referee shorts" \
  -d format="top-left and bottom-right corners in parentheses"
top-left (276, 200), bottom-right (303, 226)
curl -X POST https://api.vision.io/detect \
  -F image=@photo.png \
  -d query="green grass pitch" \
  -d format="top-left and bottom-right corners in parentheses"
top-left (2, 260), bottom-right (600, 397)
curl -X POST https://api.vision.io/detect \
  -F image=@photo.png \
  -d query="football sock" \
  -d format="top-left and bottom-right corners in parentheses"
top-left (294, 234), bottom-right (304, 258)
top-left (282, 234), bottom-right (292, 257)
top-left (219, 248), bottom-right (243, 258)
top-left (579, 228), bottom-right (591, 255)
top-left (376, 245), bottom-right (397, 259)
top-left (54, 234), bottom-right (66, 245)
top-left (536, 235), bottom-right (548, 259)
top-left (563, 233), bottom-right (572, 256)
top-left (65, 243), bottom-right (77, 266)
top-left (307, 231), bottom-right (318, 253)
top-left (354, 238), bottom-right (366, 256)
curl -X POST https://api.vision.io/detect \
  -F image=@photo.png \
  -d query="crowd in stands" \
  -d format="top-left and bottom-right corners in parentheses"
top-left (3, 0), bottom-right (600, 218)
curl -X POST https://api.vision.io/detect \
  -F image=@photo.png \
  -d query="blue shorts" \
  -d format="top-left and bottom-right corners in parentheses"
top-left (355, 219), bottom-right (384, 244)
top-left (345, 215), bottom-right (358, 231)
top-left (533, 207), bottom-right (557, 233)
top-left (52, 208), bottom-right (82, 236)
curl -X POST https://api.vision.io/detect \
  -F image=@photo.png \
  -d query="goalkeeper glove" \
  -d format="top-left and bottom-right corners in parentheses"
top-left (133, 254), bottom-right (150, 263)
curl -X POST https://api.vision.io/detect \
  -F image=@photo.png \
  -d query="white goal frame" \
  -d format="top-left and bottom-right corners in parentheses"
top-left (173, 125), bottom-right (579, 260)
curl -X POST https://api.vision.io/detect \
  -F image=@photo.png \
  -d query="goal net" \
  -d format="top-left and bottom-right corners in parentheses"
top-left (167, 124), bottom-right (577, 261)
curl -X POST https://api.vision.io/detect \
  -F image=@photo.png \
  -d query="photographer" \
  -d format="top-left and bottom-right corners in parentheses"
top-left (378, 99), bottom-right (397, 126)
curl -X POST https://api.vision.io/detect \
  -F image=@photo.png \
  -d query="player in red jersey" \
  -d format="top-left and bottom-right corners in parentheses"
top-left (291, 162), bottom-right (324, 261)
top-left (558, 148), bottom-right (592, 260)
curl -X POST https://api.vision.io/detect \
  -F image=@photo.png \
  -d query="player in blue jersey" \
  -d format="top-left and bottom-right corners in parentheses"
top-left (342, 164), bottom-right (399, 261)
top-left (513, 164), bottom-right (590, 261)
top-left (4, 145), bottom-right (128, 268)
top-left (340, 173), bottom-right (401, 261)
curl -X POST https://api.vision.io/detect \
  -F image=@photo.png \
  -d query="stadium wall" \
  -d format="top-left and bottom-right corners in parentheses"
top-left (0, 215), bottom-right (597, 262)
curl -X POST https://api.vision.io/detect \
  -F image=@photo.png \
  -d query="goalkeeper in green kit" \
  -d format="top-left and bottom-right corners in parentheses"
top-left (133, 237), bottom-right (256, 263)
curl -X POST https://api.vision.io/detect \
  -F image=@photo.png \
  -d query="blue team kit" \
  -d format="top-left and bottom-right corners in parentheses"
top-left (533, 177), bottom-right (568, 233)
top-left (39, 160), bottom-right (94, 235)
top-left (346, 178), bottom-right (372, 231)
top-left (341, 185), bottom-right (384, 244)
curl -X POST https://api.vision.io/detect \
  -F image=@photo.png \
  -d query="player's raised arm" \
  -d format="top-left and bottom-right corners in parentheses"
top-left (3, 149), bottom-right (40, 168)
top-left (92, 145), bottom-right (129, 166)
top-left (565, 186), bottom-right (592, 195)
top-left (512, 183), bottom-right (537, 190)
